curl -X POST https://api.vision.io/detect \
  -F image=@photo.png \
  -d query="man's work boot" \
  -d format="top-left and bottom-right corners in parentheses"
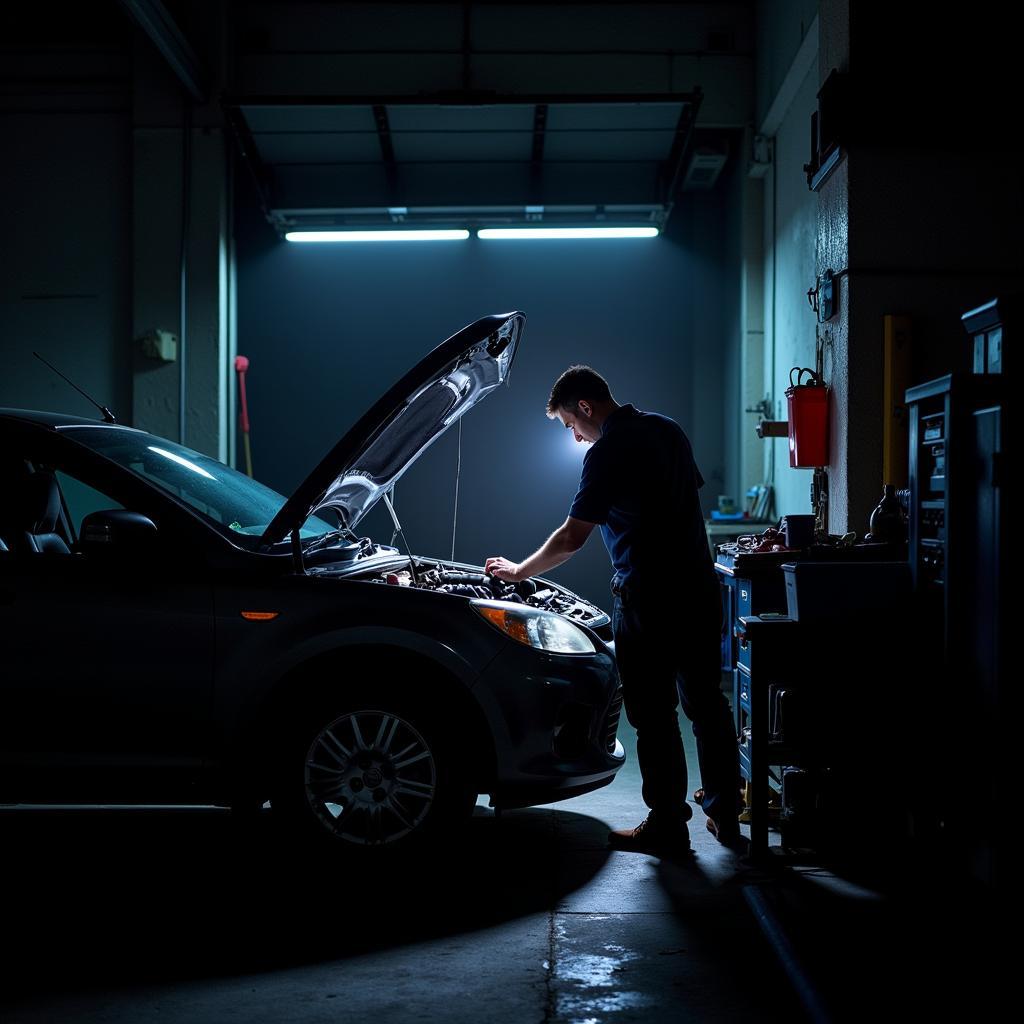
top-left (608, 813), bottom-right (691, 856)
top-left (704, 813), bottom-right (743, 848)
top-left (693, 787), bottom-right (744, 848)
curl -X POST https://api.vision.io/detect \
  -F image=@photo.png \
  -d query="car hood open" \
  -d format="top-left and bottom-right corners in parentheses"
top-left (260, 312), bottom-right (525, 547)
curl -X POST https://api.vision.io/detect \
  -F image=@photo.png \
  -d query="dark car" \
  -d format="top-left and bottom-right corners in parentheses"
top-left (0, 312), bottom-right (624, 850)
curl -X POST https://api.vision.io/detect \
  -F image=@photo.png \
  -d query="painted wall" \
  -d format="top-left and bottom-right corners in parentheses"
top-left (0, 109), bottom-right (132, 418)
top-left (719, 136), bottom-right (746, 511)
top-left (760, 57), bottom-right (819, 520)
top-left (235, 184), bottom-right (740, 608)
top-left (738, 168), bottom-right (765, 505)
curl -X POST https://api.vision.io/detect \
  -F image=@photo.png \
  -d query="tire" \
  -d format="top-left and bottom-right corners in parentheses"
top-left (269, 689), bottom-right (475, 854)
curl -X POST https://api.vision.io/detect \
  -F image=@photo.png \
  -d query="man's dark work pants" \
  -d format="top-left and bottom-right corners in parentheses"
top-left (612, 575), bottom-right (739, 827)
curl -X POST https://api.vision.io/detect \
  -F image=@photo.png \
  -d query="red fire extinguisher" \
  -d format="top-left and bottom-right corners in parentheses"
top-left (785, 366), bottom-right (829, 468)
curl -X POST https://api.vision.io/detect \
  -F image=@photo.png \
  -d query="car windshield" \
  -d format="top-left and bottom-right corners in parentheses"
top-left (61, 426), bottom-right (336, 547)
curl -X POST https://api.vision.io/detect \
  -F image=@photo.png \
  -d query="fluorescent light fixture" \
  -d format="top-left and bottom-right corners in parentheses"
top-left (285, 229), bottom-right (469, 242)
top-left (477, 227), bottom-right (659, 240)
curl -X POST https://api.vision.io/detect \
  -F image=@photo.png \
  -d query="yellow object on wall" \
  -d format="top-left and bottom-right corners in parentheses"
top-left (883, 315), bottom-right (912, 488)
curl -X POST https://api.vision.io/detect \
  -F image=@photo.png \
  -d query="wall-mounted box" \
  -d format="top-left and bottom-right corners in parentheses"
top-left (139, 329), bottom-right (178, 363)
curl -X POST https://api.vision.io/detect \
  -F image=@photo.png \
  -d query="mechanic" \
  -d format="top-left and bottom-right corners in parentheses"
top-left (485, 365), bottom-right (740, 855)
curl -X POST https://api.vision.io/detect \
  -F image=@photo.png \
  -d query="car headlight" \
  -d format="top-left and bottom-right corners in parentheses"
top-left (471, 600), bottom-right (596, 654)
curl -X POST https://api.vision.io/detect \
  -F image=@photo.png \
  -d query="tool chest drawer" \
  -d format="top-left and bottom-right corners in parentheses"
top-left (735, 616), bottom-right (796, 680)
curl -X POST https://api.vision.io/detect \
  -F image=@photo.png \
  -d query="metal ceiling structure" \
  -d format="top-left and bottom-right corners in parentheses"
top-left (226, 89), bottom-right (705, 234)
top-left (211, 1), bottom-right (754, 235)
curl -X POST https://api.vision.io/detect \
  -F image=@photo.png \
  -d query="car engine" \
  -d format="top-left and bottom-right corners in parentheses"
top-left (376, 565), bottom-right (607, 629)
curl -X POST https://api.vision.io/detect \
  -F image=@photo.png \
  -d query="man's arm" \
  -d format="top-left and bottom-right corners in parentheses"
top-left (485, 517), bottom-right (595, 583)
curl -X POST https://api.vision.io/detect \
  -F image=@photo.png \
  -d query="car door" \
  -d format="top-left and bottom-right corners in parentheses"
top-left (0, 434), bottom-right (215, 801)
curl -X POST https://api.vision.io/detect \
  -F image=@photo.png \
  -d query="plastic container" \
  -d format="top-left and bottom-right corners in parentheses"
top-left (781, 514), bottom-right (816, 549)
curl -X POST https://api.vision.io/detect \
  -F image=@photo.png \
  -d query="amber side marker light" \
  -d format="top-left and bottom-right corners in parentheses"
top-left (475, 605), bottom-right (531, 645)
top-left (240, 611), bottom-right (280, 621)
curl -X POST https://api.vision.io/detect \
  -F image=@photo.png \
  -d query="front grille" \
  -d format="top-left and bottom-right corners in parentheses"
top-left (604, 687), bottom-right (623, 752)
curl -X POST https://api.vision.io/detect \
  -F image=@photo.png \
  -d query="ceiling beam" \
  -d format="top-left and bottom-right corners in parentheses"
top-left (659, 86), bottom-right (702, 220)
top-left (373, 103), bottom-right (400, 208)
top-left (225, 104), bottom-right (274, 216)
top-left (531, 103), bottom-right (548, 163)
top-left (529, 102), bottom-right (548, 206)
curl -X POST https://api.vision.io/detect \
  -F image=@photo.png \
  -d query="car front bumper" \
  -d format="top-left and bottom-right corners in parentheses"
top-left (487, 737), bottom-right (626, 809)
top-left (471, 638), bottom-right (626, 810)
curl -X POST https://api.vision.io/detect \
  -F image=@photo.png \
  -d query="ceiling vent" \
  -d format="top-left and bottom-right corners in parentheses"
top-left (683, 144), bottom-right (729, 191)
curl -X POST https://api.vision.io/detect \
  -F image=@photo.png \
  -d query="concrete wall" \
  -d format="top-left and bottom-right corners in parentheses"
top-left (0, 10), bottom-right (133, 419)
top-left (235, 180), bottom-right (740, 608)
top-left (719, 134), bottom-right (745, 510)
top-left (766, 61), bottom-right (820, 519)
top-left (737, 159), bottom-right (765, 506)
top-left (756, 3), bottom-right (819, 520)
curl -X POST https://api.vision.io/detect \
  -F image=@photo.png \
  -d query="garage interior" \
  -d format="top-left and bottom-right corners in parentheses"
top-left (0, 2), bottom-right (1015, 1021)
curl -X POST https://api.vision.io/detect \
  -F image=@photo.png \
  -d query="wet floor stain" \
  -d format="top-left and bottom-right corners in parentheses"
top-left (550, 916), bottom-right (654, 1023)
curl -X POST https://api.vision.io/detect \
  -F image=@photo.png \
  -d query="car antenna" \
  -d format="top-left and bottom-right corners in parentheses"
top-left (33, 351), bottom-right (117, 423)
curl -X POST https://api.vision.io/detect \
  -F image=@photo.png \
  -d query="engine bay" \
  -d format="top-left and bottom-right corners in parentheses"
top-left (376, 564), bottom-right (608, 630)
top-left (302, 534), bottom-right (610, 633)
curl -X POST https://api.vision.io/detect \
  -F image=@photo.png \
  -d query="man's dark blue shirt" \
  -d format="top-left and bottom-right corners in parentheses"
top-left (568, 403), bottom-right (713, 593)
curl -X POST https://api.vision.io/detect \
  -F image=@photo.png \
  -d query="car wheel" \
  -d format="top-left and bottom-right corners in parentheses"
top-left (271, 694), bottom-right (474, 852)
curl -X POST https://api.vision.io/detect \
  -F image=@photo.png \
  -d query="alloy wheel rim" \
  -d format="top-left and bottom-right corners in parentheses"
top-left (304, 710), bottom-right (437, 845)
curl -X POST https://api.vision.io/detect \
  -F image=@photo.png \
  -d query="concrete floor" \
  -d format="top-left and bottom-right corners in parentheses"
top-left (0, 718), bottom-right (1006, 1023)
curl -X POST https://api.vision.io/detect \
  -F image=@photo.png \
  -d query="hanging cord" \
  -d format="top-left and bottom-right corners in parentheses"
top-left (451, 416), bottom-right (462, 562)
top-left (815, 327), bottom-right (828, 383)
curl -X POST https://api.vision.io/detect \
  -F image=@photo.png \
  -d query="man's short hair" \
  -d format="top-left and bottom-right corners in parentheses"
top-left (546, 365), bottom-right (612, 418)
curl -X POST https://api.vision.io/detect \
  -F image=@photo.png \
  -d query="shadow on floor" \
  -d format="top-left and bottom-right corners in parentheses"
top-left (0, 804), bottom-right (610, 996)
top-left (746, 856), bottom-right (1009, 1021)
top-left (650, 840), bottom-right (1010, 1022)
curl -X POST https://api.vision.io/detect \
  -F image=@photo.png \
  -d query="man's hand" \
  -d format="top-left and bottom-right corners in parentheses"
top-left (484, 556), bottom-right (524, 582)
top-left (484, 519), bottom-right (593, 585)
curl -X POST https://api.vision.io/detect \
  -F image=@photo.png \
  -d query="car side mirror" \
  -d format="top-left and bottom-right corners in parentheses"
top-left (80, 509), bottom-right (158, 555)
